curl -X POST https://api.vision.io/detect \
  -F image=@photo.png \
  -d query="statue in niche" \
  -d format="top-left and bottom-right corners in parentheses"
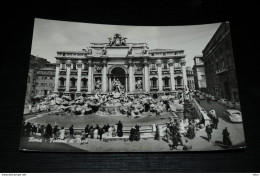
top-left (102, 47), bottom-right (107, 55)
top-left (95, 65), bottom-right (102, 73)
top-left (95, 78), bottom-right (102, 90)
top-left (136, 64), bottom-right (143, 71)
top-left (135, 78), bottom-right (143, 91)
top-left (127, 47), bottom-right (132, 56)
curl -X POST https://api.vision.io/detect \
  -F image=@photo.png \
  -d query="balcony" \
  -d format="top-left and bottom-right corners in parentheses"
top-left (71, 70), bottom-right (77, 75)
top-left (175, 85), bottom-right (184, 89)
top-left (58, 85), bottom-right (65, 90)
top-left (150, 86), bottom-right (158, 91)
top-left (163, 86), bottom-right (171, 91)
top-left (69, 86), bottom-right (77, 91)
top-left (150, 70), bottom-right (157, 75)
top-left (82, 70), bottom-right (88, 75)
top-left (59, 70), bottom-right (66, 75)
top-left (162, 69), bottom-right (169, 74)
top-left (81, 87), bottom-right (88, 92)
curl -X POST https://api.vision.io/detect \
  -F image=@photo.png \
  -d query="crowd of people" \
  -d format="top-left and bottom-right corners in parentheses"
top-left (22, 90), bottom-right (234, 150)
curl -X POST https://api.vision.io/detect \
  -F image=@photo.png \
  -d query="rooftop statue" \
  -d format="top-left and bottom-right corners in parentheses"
top-left (108, 33), bottom-right (127, 46)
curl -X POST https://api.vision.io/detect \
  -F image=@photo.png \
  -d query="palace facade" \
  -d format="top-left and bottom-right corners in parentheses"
top-left (53, 34), bottom-right (188, 99)
top-left (202, 22), bottom-right (239, 102)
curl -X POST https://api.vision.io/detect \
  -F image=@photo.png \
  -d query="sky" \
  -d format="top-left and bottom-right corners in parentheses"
top-left (31, 18), bottom-right (221, 67)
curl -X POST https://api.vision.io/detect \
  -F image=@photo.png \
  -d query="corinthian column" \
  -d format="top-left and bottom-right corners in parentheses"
top-left (129, 60), bottom-right (134, 92)
top-left (181, 60), bottom-right (188, 91)
top-left (102, 59), bottom-right (107, 93)
top-left (76, 60), bottom-right (82, 97)
top-left (157, 59), bottom-right (163, 91)
top-left (169, 59), bottom-right (175, 91)
top-left (53, 60), bottom-right (60, 94)
top-left (87, 59), bottom-right (93, 93)
top-left (65, 60), bottom-right (71, 93)
top-left (144, 59), bottom-right (150, 92)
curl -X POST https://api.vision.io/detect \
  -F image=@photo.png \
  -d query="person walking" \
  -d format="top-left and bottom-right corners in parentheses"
top-left (69, 125), bottom-right (74, 139)
top-left (165, 124), bottom-right (171, 143)
top-left (222, 127), bottom-right (232, 148)
top-left (154, 125), bottom-right (161, 140)
top-left (205, 124), bottom-right (213, 142)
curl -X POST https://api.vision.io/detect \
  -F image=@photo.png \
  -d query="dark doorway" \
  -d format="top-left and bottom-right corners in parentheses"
top-left (153, 93), bottom-right (158, 99)
top-left (111, 67), bottom-right (126, 86)
top-left (71, 93), bottom-right (75, 100)
top-left (44, 90), bottom-right (48, 96)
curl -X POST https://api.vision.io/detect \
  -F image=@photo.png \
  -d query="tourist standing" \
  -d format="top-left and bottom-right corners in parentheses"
top-left (98, 127), bottom-right (104, 141)
top-left (117, 121), bottom-right (123, 137)
top-left (154, 125), bottom-right (160, 140)
top-left (84, 124), bottom-right (89, 134)
top-left (69, 125), bottom-right (74, 139)
top-left (205, 124), bottom-right (213, 142)
top-left (59, 127), bottom-right (65, 140)
top-left (45, 124), bottom-right (53, 138)
top-left (135, 124), bottom-right (141, 141)
top-left (165, 124), bottom-right (171, 143)
top-left (53, 125), bottom-right (59, 139)
top-left (222, 127), bottom-right (232, 148)
top-left (129, 126), bottom-right (136, 141)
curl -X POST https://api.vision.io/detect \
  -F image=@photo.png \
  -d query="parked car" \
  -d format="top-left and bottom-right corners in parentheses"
top-left (196, 93), bottom-right (200, 97)
top-left (210, 96), bottom-right (217, 101)
top-left (199, 95), bottom-right (205, 100)
top-left (225, 101), bottom-right (236, 109)
top-left (222, 109), bottom-right (243, 123)
top-left (218, 98), bottom-right (229, 105)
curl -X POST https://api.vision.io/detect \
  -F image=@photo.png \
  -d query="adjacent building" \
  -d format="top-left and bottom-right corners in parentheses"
top-left (35, 63), bottom-right (56, 96)
top-left (202, 22), bottom-right (239, 102)
top-left (25, 55), bottom-right (51, 103)
top-left (193, 55), bottom-right (207, 91)
top-left (186, 66), bottom-right (195, 90)
top-left (53, 34), bottom-right (188, 99)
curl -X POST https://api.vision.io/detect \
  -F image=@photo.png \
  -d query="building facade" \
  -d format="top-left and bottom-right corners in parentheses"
top-left (35, 64), bottom-right (56, 96)
top-left (53, 34), bottom-right (188, 99)
top-left (25, 55), bottom-right (51, 103)
top-left (202, 22), bottom-right (239, 102)
top-left (193, 55), bottom-right (207, 91)
top-left (186, 66), bottom-right (195, 90)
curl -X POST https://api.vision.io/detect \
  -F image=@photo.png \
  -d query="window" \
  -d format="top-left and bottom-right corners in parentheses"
top-left (62, 63), bottom-right (66, 70)
top-left (72, 63), bottom-right (76, 70)
top-left (150, 63), bottom-right (156, 70)
top-left (42, 77), bottom-right (44, 79)
top-left (41, 83), bottom-right (44, 86)
top-left (50, 77), bottom-right (53, 80)
top-left (49, 83), bottom-right (53, 87)
top-left (163, 62), bottom-right (168, 69)
top-left (45, 77), bottom-right (47, 79)
top-left (164, 78), bottom-right (169, 87)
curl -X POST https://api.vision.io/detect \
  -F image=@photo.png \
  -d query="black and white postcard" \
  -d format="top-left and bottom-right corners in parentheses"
top-left (20, 18), bottom-right (245, 152)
